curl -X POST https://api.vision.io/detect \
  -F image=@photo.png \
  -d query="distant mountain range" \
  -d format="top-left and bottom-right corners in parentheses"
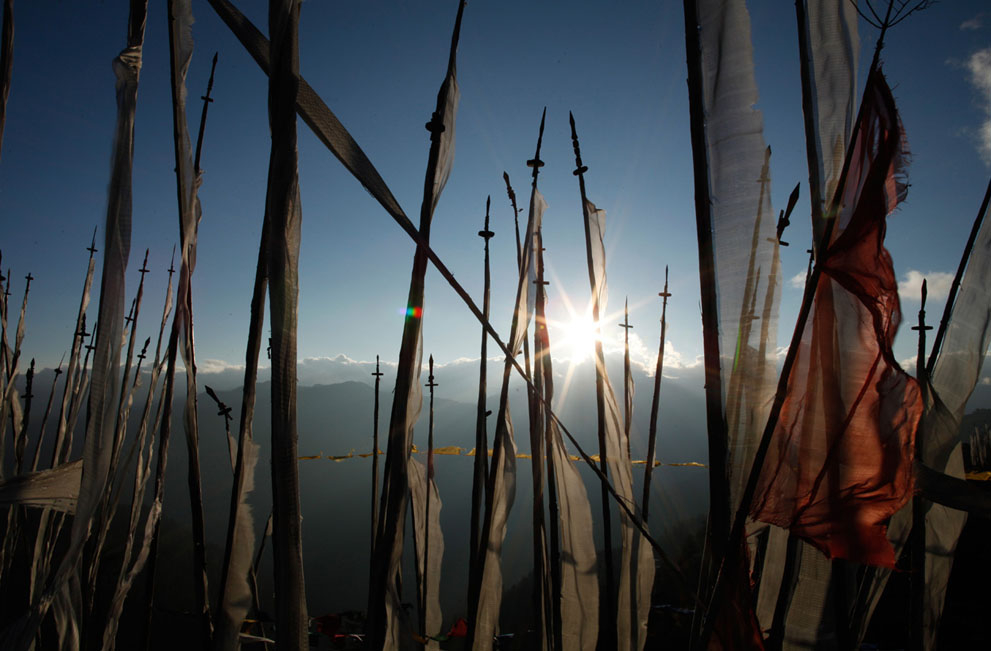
top-left (11, 349), bottom-right (991, 636)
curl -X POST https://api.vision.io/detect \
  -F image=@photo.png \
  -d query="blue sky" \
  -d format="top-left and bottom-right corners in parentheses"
top-left (2, 0), bottom-right (989, 383)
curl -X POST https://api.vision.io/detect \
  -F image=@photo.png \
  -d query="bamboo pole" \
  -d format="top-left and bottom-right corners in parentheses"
top-left (527, 240), bottom-right (551, 650)
top-left (266, 0), bottom-right (307, 646)
top-left (193, 52), bottom-right (218, 175)
top-left (28, 356), bottom-right (61, 473)
top-left (421, 355), bottom-right (438, 645)
top-left (100, 250), bottom-right (172, 650)
top-left (681, 0), bottom-right (732, 581)
top-left (163, 0), bottom-right (213, 641)
top-left (926, 177), bottom-right (991, 373)
top-left (534, 230), bottom-right (562, 651)
top-left (569, 111), bottom-right (616, 648)
top-left (0, 0), bottom-right (13, 165)
top-left (642, 269), bottom-right (670, 522)
top-left (909, 280), bottom-right (931, 651)
top-left (215, 202), bottom-right (269, 651)
top-left (368, 3), bottom-right (466, 645)
top-left (620, 299), bottom-right (633, 460)
top-left (469, 198), bottom-right (493, 613)
top-left (371, 355), bottom-right (383, 552)
top-left (470, 107), bottom-right (545, 649)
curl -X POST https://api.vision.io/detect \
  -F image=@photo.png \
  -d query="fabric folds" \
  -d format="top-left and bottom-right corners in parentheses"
top-left (751, 70), bottom-right (920, 568)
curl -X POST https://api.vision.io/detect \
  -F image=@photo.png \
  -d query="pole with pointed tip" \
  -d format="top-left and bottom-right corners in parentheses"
top-left (371, 355), bottom-right (383, 551)
top-left (909, 279), bottom-right (932, 651)
top-left (368, 3), bottom-right (467, 645)
top-left (534, 229), bottom-right (562, 651)
top-left (527, 232), bottom-right (551, 649)
top-left (471, 109), bottom-right (545, 647)
top-left (642, 269), bottom-right (671, 521)
top-left (570, 111), bottom-right (616, 647)
top-left (469, 197), bottom-right (493, 610)
top-left (422, 355), bottom-right (438, 645)
top-left (620, 298), bottom-right (633, 458)
top-left (193, 52), bottom-right (218, 175)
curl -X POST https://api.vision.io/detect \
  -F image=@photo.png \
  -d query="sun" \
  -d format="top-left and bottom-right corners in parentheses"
top-left (552, 312), bottom-right (602, 364)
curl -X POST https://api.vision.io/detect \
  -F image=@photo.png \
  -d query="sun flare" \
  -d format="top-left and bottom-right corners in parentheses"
top-left (553, 313), bottom-right (602, 363)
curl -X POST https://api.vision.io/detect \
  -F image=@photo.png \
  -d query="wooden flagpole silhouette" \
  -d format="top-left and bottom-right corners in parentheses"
top-left (570, 111), bottom-right (616, 647)
top-left (469, 197), bottom-right (493, 606)
top-left (642, 269), bottom-right (671, 521)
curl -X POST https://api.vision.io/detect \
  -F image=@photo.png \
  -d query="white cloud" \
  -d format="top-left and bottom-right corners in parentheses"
top-left (789, 271), bottom-right (807, 290)
top-left (197, 358), bottom-right (246, 375)
top-left (961, 14), bottom-right (984, 31)
top-left (965, 47), bottom-right (991, 165)
top-left (982, 376), bottom-right (991, 386)
top-left (898, 270), bottom-right (954, 302)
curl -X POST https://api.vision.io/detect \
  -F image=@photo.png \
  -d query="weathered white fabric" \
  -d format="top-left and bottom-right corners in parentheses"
top-left (584, 199), bottom-right (608, 316)
top-left (408, 456), bottom-right (444, 647)
top-left (213, 438), bottom-right (260, 651)
top-left (857, 185), bottom-right (991, 647)
top-left (472, 187), bottom-right (544, 651)
top-left (800, 0), bottom-right (859, 235)
top-left (8, 20), bottom-right (147, 650)
top-left (0, 460), bottom-right (82, 513)
top-left (430, 76), bottom-right (459, 215)
top-left (697, 0), bottom-right (780, 518)
top-left (515, 189), bottom-right (546, 356)
top-left (547, 417), bottom-right (599, 651)
top-left (583, 196), bottom-right (651, 650)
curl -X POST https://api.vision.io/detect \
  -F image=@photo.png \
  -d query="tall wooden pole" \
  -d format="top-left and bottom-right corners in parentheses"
top-left (696, 2), bottom-right (897, 645)
top-left (423, 355), bottom-right (438, 646)
top-left (470, 198), bottom-right (493, 601)
top-left (371, 355), bottom-right (383, 551)
top-left (534, 229), bottom-right (562, 651)
top-left (569, 111), bottom-right (616, 649)
top-left (642, 269), bottom-right (671, 521)
top-left (910, 281), bottom-right (931, 651)
top-left (619, 299), bottom-right (633, 459)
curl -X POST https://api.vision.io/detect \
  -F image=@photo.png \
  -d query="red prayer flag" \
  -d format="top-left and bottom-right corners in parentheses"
top-left (448, 617), bottom-right (468, 637)
top-left (710, 540), bottom-right (766, 650)
top-left (750, 68), bottom-right (921, 568)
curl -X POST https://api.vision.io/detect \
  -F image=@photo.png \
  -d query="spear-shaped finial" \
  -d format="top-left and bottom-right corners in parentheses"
top-left (912, 279), bottom-right (933, 335)
top-left (426, 355), bottom-right (438, 390)
top-left (168, 244), bottom-right (177, 278)
top-left (569, 111), bottom-right (588, 178)
top-left (773, 183), bottom-right (801, 246)
top-left (77, 313), bottom-right (90, 340)
top-left (478, 195), bottom-right (494, 241)
top-left (124, 297), bottom-right (136, 327)
top-left (137, 337), bottom-right (150, 364)
top-left (659, 267), bottom-right (672, 302)
top-left (619, 298), bottom-right (633, 332)
top-left (84, 327), bottom-right (97, 354)
top-left (504, 173), bottom-right (524, 272)
top-left (87, 226), bottom-right (99, 256)
top-left (527, 107), bottom-right (547, 185)
top-left (139, 249), bottom-right (150, 277)
top-left (193, 52), bottom-right (219, 175)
